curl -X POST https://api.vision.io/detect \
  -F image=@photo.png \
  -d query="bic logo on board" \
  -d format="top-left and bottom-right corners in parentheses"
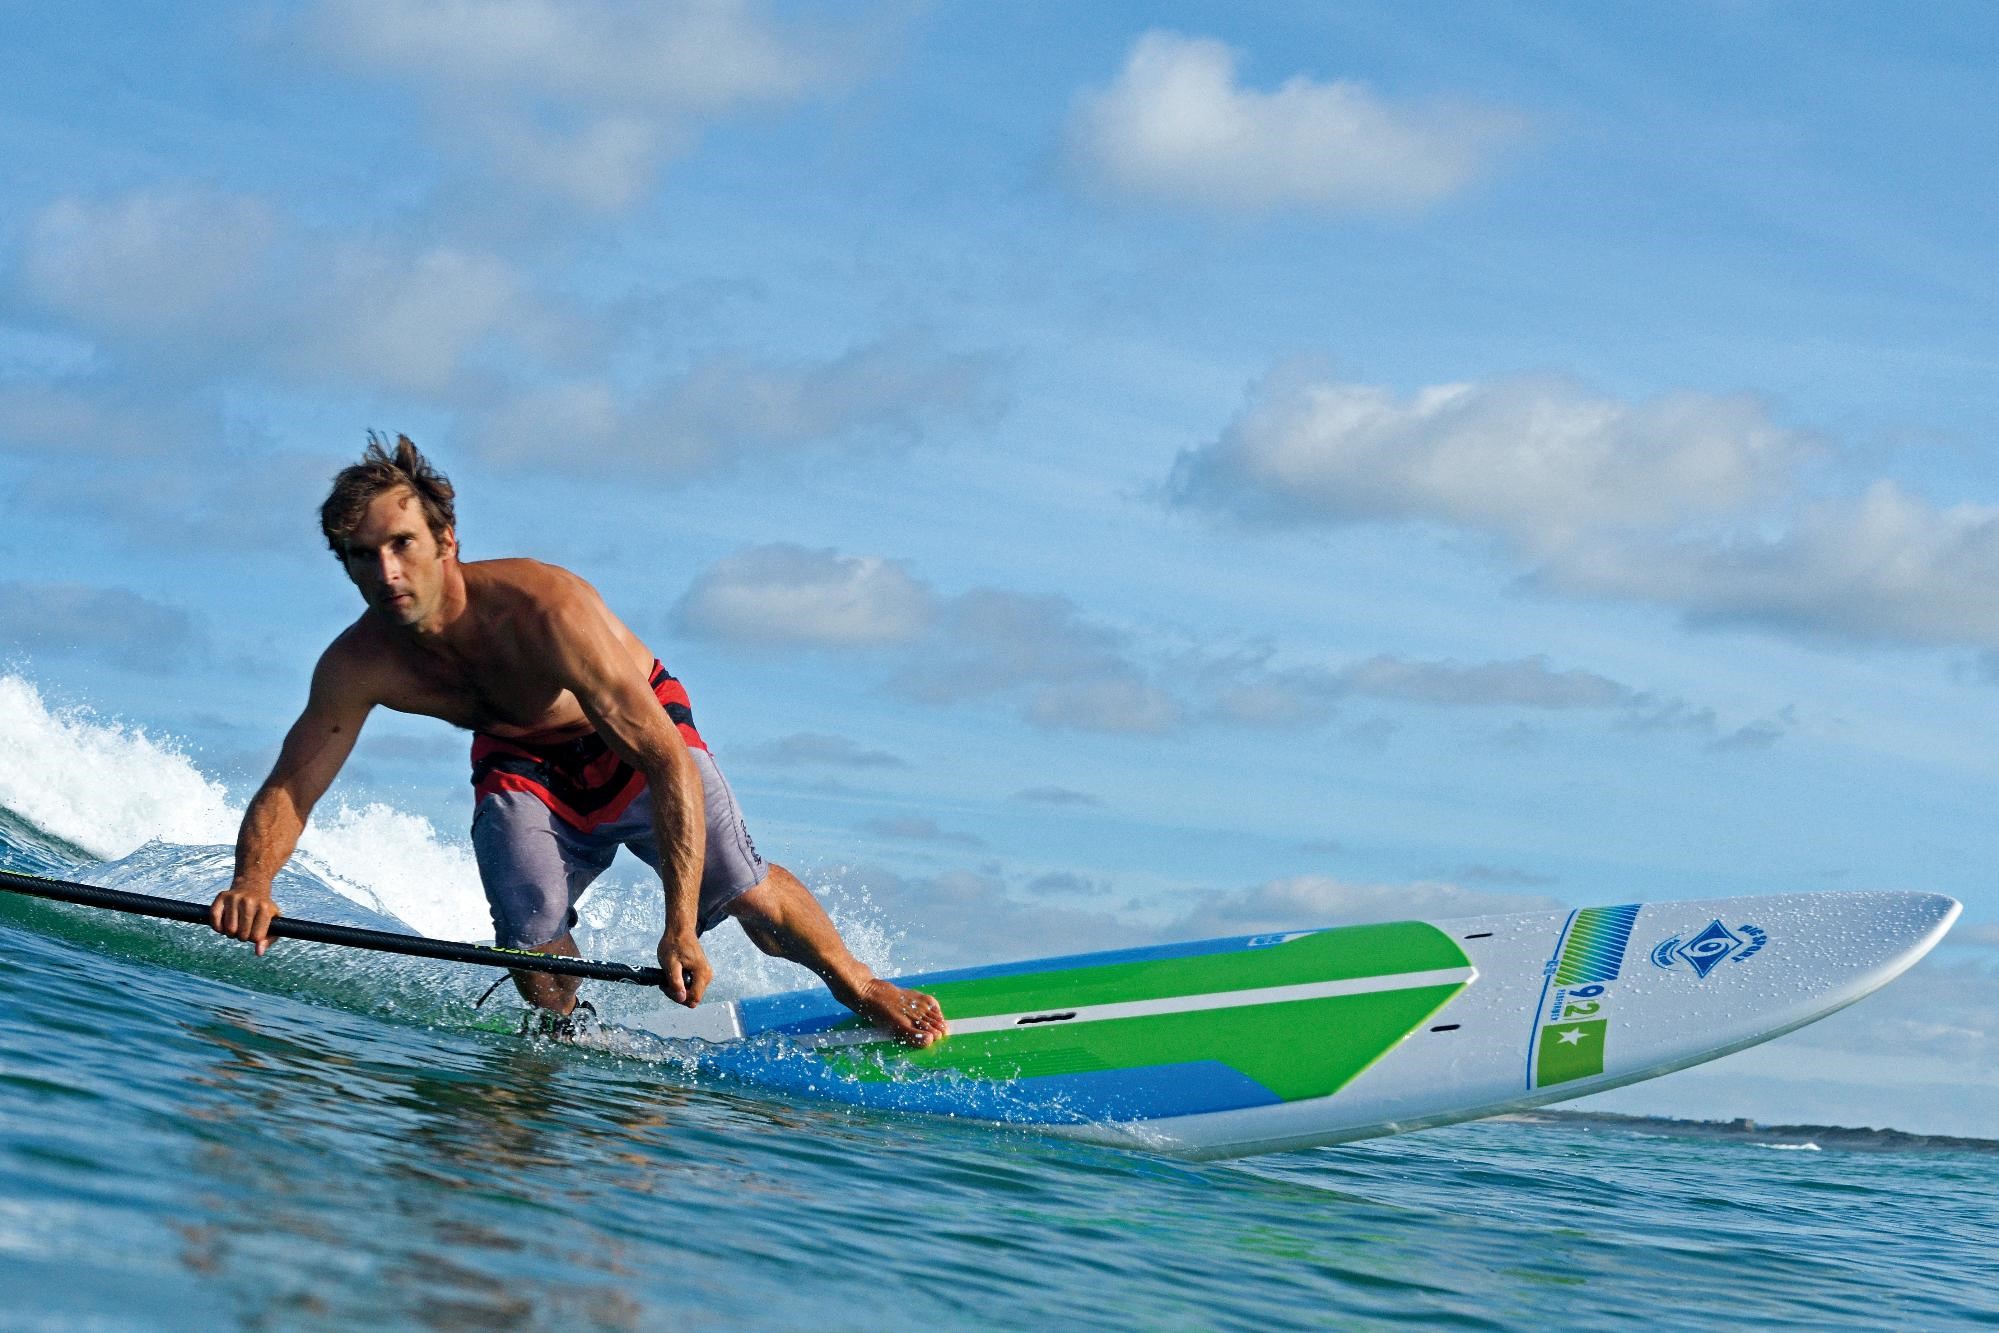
top-left (1650, 919), bottom-right (1768, 979)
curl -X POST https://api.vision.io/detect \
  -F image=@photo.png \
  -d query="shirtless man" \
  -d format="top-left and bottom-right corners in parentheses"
top-left (207, 434), bottom-right (946, 1045)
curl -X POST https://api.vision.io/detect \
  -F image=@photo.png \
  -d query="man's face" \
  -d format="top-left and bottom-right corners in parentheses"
top-left (341, 489), bottom-right (456, 627)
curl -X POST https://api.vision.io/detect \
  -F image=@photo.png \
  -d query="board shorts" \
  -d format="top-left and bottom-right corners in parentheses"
top-left (467, 663), bottom-right (767, 949)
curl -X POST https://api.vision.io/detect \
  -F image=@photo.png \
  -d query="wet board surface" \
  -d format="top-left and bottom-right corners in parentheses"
top-left (625, 890), bottom-right (1959, 1159)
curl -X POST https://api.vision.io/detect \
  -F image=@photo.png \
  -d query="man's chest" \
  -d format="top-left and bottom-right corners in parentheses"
top-left (381, 658), bottom-right (584, 738)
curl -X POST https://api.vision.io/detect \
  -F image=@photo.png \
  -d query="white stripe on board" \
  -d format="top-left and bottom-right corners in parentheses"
top-left (793, 965), bottom-right (1478, 1050)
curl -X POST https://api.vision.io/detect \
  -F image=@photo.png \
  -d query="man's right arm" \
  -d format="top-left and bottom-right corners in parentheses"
top-left (208, 648), bottom-right (372, 954)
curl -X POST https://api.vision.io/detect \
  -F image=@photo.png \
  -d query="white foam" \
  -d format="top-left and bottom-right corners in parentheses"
top-left (0, 675), bottom-right (236, 854)
top-left (0, 673), bottom-right (487, 941)
top-left (296, 801), bottom-right (490, 941)
top-left (0, 670), bottom-right (910, 978)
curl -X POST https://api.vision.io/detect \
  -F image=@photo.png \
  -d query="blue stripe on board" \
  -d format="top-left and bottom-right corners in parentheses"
top-left (699, 1044), bottom-right (1285, 1123)
top-left (735, 930), bottom-right (1309, 1036)
top-left (1525, 908), bottom-right (1579, 1092)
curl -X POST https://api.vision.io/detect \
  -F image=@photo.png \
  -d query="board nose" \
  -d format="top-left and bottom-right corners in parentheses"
top-left (1858, 890), bottom-right (1961, 960)
top-left (1910, 892), bottom-right (1962, 935)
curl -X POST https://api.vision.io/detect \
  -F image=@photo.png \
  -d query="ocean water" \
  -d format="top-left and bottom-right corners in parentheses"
top-left (3, 679), bottom-right (1997, 1328)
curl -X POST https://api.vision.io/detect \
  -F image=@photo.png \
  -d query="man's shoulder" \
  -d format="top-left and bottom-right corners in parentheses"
top-left (464, 556), bottom-right (594, 599)
top-left (322, 611), bottom-right (413, 665)
top-left (311, 616), bottom-right (402, 699)
top-left (466, 557), bottom-right (604, 622)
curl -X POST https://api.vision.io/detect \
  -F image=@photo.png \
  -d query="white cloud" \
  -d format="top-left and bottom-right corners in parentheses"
top-left (658, 343), bottom-right (1003, 461)
top-left (0, 384), bottom-right (335, 552)
top-left (1337, 654), bottom-right (1633, 709)
top-left (1025, 677), bottom-right (1183, 735)
top-left (1172, 367), bottom-right (1807, 551)
top-left (679, 551), bottom-right (1177, 735)
top-left (1546, 482), bottom-right (1999, 649)
top-left (891, 589), bottom-right (1136, 702)
top-left (314, 0), bottom-right (828, 110)
top-left (467, 339), bottom-right (1005, 476)
top-left (824, 862), bottom-right (1139, 971)
top-left (19, 190), bottom-right (280, 343)
top-left (13, 187), bottom-right (538, 396)
top-left (860, 815), bottom-right (983, 849)
top-left (0, 382), bottom-right (216, 459)
top-left (1011, 786), bottom-right (1102, 807)
top-left (0, 582), bottom-right (206, 673)
top-left (675, 543), bottom-right (937, 647)
top-left (736, 732), bottom-right (906, 769)
top-left (1172, 643), bottom-right (1341, 728)
top-left (309, 0), bottom-right (857, 212)
top-left (1210, 671), bottom-right (1341, 728)
top-left (1024, 871), bottom-right (1110, 898)
top-left (475, 114), bottom-right (678, 215)
top-left (889, 588), bottom-right (1180, 735)
top-left (1703, 708), bottom-right (1797, 753)
top-left (1943, 922), bottom-right (1999, 950)
top-left (291, 244), bottom-right (527, 395)
top-left (1067, 31), bottom-right (1520, 214)
top-left (1163, 874), bottom-right (1563, 940)
top-left (1450, 863), bottom-right (1556, 888)
top-left (15, 450), bottom-right (335, 554)
top-left (1191, 644), bottom-right (1747, 745)
top-left (1176, 366), bottom-right (1999, 659)
top-left (680, 544), bottom-right (1759, 742)
top-left (1751, 951), bottom-right (1999, 1092)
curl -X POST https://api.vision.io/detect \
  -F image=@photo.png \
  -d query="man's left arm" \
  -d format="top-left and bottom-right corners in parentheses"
top-left (543, 602), bottom-right (711, 1006)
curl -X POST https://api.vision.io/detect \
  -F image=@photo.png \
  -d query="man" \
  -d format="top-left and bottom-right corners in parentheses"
top-left (208, 434), bottom-right (947, 1045)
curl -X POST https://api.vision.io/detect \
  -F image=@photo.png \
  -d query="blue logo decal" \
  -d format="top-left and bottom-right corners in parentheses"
top-left (1650, 919), bottom-right (1767, 979)
top-left (1246, 931), bottom-right (1311, 948)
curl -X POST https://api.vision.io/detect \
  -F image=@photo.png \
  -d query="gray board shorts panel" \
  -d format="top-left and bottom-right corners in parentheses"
top-left (471, 747), bottom-right (768, 950)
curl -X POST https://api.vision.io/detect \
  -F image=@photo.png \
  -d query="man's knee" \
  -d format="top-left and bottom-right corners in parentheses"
top-left (491, 890), bottom-right (575, 951)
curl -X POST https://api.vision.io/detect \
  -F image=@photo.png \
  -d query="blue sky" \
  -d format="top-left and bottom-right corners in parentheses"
top-left (1, 2), bottom-right (1995, 1133)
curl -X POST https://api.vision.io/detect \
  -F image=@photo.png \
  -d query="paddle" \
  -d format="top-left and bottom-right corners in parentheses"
top-left (0, 867), bottom-right (666, 986)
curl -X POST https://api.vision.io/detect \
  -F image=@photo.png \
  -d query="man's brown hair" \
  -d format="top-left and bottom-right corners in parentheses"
top-left (320, 432), bottom-right (457, 558)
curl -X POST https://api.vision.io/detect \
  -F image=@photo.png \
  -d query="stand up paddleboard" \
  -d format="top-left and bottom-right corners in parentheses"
top-left (0, 871), bottom-right (1959, 1159)
top-left (624, 890), bottom-right (1959, 1159)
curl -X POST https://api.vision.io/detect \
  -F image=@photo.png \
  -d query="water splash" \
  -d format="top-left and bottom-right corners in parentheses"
top-left (0, 673), bottom-right (487, 941)
top-left (298, 801), bottom-right (487, 940)
top-left (0, 674), bottom-right (235, 855)
top-left (0, 670), bottom-right (914, 1030)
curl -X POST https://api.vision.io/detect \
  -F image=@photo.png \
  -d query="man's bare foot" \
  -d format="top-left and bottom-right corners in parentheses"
top-left (850, 979), bottom-right (949, 1047)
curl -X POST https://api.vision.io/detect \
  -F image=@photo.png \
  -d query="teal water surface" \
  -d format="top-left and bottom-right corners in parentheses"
top-left (2, 827), bottom-right (1996, 1329)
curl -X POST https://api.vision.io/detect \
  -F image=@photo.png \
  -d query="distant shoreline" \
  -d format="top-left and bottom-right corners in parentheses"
top-left (1499, 1109), bottom-right (1997, 1154)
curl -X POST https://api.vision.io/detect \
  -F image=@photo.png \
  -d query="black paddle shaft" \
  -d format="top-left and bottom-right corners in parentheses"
top-left (0, 868), bottom-right (668, 986)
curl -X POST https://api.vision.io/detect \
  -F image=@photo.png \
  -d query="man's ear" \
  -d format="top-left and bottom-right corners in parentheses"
top-left (439, 527), bottom-right (459, 561)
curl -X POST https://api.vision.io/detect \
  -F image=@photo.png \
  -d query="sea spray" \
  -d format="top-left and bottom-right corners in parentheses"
top-left (0, 674), bottom-right (235, 854)
top-left (0, 671), bottom-right (908, 993)
top-left (0, 672), bottom-right (493, 936)
top-left (298, 800), bottom-right (488, 940)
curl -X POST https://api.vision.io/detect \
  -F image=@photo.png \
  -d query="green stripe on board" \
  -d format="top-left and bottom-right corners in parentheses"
top-left (830, 982), bottom-right (1469, 1104)
top-left (892, 921), bottom-right (1471, 1024)
top-left (1552, 905), bottom-right (1639, 986)
top-left (1534, 1020), bottom-right (1608, 1086)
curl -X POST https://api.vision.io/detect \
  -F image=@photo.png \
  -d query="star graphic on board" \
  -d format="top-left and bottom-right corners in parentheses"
top-left (1556, 1027), bottom-right (1591, 1045)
